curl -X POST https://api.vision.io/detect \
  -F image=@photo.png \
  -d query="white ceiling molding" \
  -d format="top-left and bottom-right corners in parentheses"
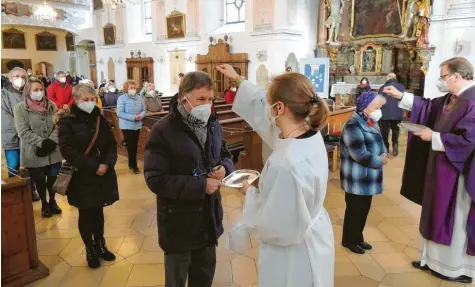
top-left (1, 14), bottom-right (82, 33)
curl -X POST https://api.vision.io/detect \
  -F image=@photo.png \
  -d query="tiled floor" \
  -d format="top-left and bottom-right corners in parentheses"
top-left (27, 132), bottom-right (473, 287)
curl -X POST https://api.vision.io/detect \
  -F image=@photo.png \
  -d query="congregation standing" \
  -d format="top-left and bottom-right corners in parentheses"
top-left (1, 57), bottom-right (474, 286)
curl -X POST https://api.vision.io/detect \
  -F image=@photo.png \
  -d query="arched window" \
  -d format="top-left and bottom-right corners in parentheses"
top-left (225, 0), bottom-right (245, 24)
top-left (144, 0), bottom-right (152, 35)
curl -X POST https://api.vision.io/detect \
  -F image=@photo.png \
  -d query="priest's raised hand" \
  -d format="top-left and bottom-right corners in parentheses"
top-left (383, 86), bottom-right (403, 99)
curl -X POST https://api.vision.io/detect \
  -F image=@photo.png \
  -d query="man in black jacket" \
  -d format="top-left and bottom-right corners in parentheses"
top-left (144, 72), bottom-right (234, 287)
top-left (378, 73), bottom-right (406, 156)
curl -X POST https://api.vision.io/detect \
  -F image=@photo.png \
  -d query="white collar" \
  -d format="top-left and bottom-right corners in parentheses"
top-left (456, 81), bottom-right (475, 96)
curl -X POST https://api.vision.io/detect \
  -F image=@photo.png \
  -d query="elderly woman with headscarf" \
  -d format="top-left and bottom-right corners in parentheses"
top-left (339, 91), bottom-right (388, 254)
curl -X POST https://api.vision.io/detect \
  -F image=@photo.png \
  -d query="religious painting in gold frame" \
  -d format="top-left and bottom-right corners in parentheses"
top-left (166, 11), bottom-right (186, 39)
top-left (355, 42), bottom-right (382, 75)
top-left (350, 0), bottom-right (403, 40)
top-left (103, 23), bottom-right (116, 46)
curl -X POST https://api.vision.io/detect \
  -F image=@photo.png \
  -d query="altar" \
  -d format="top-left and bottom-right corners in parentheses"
top-left (330, 83), bottom-right (384, 97)
top-left (316, 0), bottom-right (434, 98)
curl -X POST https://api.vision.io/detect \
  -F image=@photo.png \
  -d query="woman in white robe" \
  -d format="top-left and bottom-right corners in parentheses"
top-left (217, 65), bottom-right (335, 287)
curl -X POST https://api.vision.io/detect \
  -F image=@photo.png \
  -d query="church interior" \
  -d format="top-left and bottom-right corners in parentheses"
top-left (1, 0), bottom-right (475, 286)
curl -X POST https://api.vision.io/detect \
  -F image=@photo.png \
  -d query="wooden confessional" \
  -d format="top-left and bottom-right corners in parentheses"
top-left (196, 39), bottom-right (249, 98)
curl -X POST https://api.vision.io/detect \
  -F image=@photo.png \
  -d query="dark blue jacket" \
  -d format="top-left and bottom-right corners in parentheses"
top-left (379, 79), bottom-right (406, 121)
top-left (144, 95), bottom-right (234, 253)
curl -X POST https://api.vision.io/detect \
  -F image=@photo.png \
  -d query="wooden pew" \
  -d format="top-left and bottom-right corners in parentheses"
top-left (103, 109), bottom-right (246, 162)
top-left (236, 107), bottom-right (356, 171)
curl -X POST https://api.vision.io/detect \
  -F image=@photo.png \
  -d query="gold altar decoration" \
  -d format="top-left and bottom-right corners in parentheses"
top-left (355, 42), bottom-right (382, 74)
top-left (416, 47), bottom-right (435, 75)
top-left (327, 46), bottom-right (339, 64)
top-left (414, 0), bottom-right (430, 48)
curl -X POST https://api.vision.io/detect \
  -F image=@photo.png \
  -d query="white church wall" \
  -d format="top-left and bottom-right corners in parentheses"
top-left (1, 26), bottom-right (72, 74)
top-left (424, 0), bottom-right (475, 99)
top-left (89, 0), bottom-right (319, 96)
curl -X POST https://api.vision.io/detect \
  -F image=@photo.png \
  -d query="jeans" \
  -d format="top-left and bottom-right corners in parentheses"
top-left (164, 246), bottom-right (216, 287)
top-left (4, 149), bottom-right (36, 192)
top-left (122, 129), bottom-right (140, 169)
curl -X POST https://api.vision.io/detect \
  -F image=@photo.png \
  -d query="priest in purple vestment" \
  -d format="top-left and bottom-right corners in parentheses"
top-left (384, 57), bottom-right (475, 284)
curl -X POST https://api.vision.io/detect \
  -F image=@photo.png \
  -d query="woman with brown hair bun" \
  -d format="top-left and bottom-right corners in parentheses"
top-left (216, 65), bottom-right (335, 287)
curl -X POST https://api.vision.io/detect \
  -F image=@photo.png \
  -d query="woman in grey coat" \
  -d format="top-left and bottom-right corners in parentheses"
top-left (14, 79), bottom-right (63, 218)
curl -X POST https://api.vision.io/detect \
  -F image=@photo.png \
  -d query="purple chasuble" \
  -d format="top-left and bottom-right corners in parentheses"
top-left (401, 86), bottom-right (475, 256)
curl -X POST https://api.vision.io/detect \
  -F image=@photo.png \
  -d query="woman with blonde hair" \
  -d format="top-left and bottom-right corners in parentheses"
top-left (14, 78), bottom-right (63, 217)
top-left (57, 83), bottom-right (119, 269)
top-left (117, 79), bottom-right (145, 173)
top-left (217, 65), bottom-right (334, 287)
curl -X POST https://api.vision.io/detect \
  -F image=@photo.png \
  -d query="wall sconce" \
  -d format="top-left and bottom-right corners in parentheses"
top-left (256, 50), bottom-right (267, 62)
top-left (115, 57), bottom-right (123, 64)
top-left (186, 56), bottom-right (194, 62)
top-left (98, 58), bottom-right (104, 65)
top-left (157, 56), bottom-right (164, 64)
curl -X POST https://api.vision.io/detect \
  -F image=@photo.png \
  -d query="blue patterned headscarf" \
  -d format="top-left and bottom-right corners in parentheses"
top-left (356, 91), bottom-right (377, 121)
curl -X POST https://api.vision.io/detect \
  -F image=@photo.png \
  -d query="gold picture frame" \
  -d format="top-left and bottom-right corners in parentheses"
top-left (166, 11), bottom-right (186, 39)
top-left (355, 42), bottom-right (382, 75)
top-left (103, 23), bottom-right (116, 46)
top-left (350, 0), bottom-right (403, 40)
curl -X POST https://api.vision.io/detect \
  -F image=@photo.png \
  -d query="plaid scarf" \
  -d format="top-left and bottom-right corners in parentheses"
top-left (177, 103), bottom-right (208, 147)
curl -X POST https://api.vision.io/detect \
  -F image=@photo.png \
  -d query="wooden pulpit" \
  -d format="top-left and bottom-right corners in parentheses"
top-left (1, 177), bottom-right (49, 287)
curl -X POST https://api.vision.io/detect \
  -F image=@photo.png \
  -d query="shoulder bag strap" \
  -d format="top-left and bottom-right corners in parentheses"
top-left (84, 116), bottom-right (101, 156)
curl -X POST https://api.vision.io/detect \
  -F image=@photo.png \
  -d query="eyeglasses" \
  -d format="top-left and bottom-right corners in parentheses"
top-left (439, 74), bottom-right (453, 80)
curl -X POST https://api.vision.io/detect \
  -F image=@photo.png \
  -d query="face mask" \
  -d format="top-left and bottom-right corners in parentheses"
top-left (129, 89), bottom-right (137, 96)
top-left (369, 109), bottom-right (383, 122)
top-left (59, 77), bottom-right (66, 83)
top-left (13, 77), bottom-right (25, 88)
top-left (230, 87), bottom-right (237, 92)
top-left (185, 97), bottom-right (212, 123)
top-left (266, 102), bottom-right (279, 126)
top-left (76, 101), bottom-right (96, 114)
top-left (147, 90), bottom-right (156, 96)
top-left (436, 77), bottom-right (451, 93)
top-left (27, 72), bottom-right (32, 76)
top-left (109, 88), bottom-right (116, 93)
top-left (30, 91), bottom-right (44, 101)
top-left (362, 80), bottom-right (368, 85)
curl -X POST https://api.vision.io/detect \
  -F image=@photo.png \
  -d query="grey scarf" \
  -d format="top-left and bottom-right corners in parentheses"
top-left (177, 103), bottom-right (208, 148)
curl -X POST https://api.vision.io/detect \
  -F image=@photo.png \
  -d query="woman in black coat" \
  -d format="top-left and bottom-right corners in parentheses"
top-left (355, 77), bottom-right (371, 99)
top-left (57, 83), bottom-right (119, 269)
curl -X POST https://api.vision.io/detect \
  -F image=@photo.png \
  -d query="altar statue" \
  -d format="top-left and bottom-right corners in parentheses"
top-left (400, 0), bottom-right (417, 38)
top-left (325, 0), bottom-right (345, 44)
top-left (414, 0), bottom-right (430, 47)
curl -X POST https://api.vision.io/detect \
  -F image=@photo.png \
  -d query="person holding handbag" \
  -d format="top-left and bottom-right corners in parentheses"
top-left (14, 78), bottom-right (63, 217)
top-left (57, 83), bottom-right (119, 269)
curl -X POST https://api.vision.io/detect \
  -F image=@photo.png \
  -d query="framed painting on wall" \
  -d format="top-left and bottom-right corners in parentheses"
top-left (66, 32), bottom-right (75, 51)
top-left (36, 32), bottom-right (57, 51)
top-left (1, 59), bottom-right (32, 74)
top-left (350, 0), bottom-right (403, 39)
top-left (2, 28), bottom-right (26, 49)
top-left (93, 0), bottom-right (103, 10)
top-left (356, 42), bottom-right (382, 75)
top-left (103, 24), bottom-right (116, 46)
top-left (299, 58), bottom-right (330, 98)
top-left (166, 11), bottom-right (186, 39)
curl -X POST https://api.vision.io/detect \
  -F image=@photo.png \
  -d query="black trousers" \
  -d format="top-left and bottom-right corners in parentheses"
top-left (164, 246), bottom-right (216, 287)
top-left (122, 129), bottom-right (140, 169)
top-left (342, 193), bottom-right (373, 246)
top-left (379, 120), bottom-right (401, 152)
top-left (28, 163), bottom-right (61, 206)
top-left (78, 208), bottom-right (105, 246)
